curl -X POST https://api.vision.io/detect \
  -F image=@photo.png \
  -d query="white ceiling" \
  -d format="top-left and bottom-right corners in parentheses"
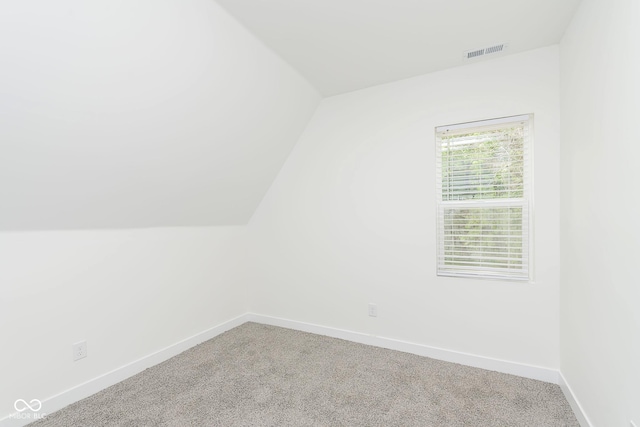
top-left (0, 0), bottom-right (580, 231)
top-left (0, 0), bottom-right (319, 230)
top-left (214, 0), bottom-right (581, 96)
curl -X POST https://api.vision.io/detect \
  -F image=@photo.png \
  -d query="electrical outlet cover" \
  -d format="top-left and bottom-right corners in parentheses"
top-left (368, 303), bottom-right (378, 317)
top-left (72, 341), bottom-right (87, 361)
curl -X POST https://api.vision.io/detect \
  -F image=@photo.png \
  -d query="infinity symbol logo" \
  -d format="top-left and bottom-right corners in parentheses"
top-left (14, 399), bottom-right (42, 412)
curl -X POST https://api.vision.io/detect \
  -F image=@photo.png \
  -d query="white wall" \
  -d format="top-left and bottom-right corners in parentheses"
top-left (560, 0), bottom-right (640, 425)
top-left (248, 47), bottom-right (562, 370)
top-left (0, 0), bottom-right (320, 230)
top-left (0, 0), bottom-right (320, 421)
top-left (0, 227), bottom-right (247, 420)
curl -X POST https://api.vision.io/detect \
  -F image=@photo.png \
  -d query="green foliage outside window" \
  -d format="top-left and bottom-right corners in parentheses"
top-left (440, 125), bottom-right (526, 271)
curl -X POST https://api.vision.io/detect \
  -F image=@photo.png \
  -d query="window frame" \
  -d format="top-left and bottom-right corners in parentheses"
top-left (435, 114), bottom-right (534, 282)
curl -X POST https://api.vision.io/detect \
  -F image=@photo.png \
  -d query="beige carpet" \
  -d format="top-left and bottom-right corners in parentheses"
top-left (31, 322), bottom-right (579, 426)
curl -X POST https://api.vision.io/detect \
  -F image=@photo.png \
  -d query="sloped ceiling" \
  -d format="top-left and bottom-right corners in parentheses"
top-left (214, 0), bottom-right (581, 96)
top-left (0, 0), bottom-right (580, 230)
top-left (0, 0), bottom-right (320, 230)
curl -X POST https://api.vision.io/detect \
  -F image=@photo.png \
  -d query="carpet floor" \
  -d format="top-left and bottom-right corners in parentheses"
top-left (31, 322), bottom-right (579, 426)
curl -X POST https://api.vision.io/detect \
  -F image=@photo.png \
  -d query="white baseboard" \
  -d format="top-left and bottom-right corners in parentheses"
top-left (247, 313), bottom-right (560, 384)
top-left (0, 314), bottom-right (251, 427)
top-left (2, 312), bottom-right (565, 427)
top-left (559, 372), bottom-right (593, 427)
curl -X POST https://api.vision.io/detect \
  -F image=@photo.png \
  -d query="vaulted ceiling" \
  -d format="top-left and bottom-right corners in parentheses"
top-left (0, 0), bottom-right (580, 230)
top-left (214, 0), bottom-right (581, 95)
top-left (0, 0), bottom-right (319, 230)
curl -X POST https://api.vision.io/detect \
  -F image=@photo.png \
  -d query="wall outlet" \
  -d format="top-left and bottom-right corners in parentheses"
top-left (72, 341), bottom-right (87, 361)
top-left (368, 303), bottom-right (378, 317)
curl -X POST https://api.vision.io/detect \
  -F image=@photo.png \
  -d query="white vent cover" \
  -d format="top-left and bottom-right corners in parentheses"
top-left (464, 43), bottom-right (508, 60)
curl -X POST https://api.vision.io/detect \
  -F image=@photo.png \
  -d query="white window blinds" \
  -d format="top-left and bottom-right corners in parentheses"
top-left (435, 114), bottom-right (532, 280)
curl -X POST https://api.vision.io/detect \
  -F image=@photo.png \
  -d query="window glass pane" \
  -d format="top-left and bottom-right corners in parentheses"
top-left (441, 124), bottom-right (524, 201)
top-left (441, 206), bottom-right (524, 270)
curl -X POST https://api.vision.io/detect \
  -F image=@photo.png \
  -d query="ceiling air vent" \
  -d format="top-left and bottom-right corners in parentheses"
top-left (464, 43), bottom-right (508, 60)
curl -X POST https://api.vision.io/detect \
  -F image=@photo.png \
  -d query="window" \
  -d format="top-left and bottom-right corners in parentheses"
top-left (435, 114), bottom-right (532, 281)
